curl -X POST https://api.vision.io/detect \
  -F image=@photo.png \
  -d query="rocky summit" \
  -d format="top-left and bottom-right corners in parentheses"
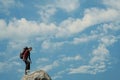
top-left (22, 70), bottom-right (52, 80)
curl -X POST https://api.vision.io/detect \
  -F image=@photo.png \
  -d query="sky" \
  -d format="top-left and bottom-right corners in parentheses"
top-left (0, 0), bottom-right (120, 80)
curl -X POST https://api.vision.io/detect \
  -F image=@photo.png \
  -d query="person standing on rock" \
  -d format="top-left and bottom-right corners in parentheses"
top-left (22, 47), bottom-right (32, 75)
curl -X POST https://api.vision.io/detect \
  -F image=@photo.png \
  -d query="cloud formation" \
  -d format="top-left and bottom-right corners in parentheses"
top-left (0, 0), bottom-right (23, 14)
top-left (36, 0), bottom-right (80, 22)
top-left (1, 6), bottom-right (119, 40)
top-left (0, 0), bottom-right (120, 80)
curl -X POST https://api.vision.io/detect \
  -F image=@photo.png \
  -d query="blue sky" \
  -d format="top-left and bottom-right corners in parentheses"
top-left (0, 0), bottom-right (120, 80)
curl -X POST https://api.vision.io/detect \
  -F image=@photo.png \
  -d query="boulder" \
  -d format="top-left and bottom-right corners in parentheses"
top-left (22, 70), bottom-right (52, 80)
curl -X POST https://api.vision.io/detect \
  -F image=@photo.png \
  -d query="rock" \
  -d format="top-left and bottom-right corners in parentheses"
top-left (22, 70), bottom-right (52, 80)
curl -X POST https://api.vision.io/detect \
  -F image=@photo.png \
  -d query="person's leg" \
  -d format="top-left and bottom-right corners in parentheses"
top-left (24, 60), bottom-right (30, 75)
top-left (24, 60), bottom-right (27, 75)
top-left (25, 60), bottom-right (30, 74)
top-left (26, 60), bottom-right (30, 70)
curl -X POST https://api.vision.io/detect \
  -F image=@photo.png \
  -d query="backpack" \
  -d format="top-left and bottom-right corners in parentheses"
top-left (20, 47), bottom-right (28, 59)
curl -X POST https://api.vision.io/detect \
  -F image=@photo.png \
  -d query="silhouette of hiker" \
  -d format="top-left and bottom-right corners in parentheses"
top-left (22, 47), bottom-right (32, 75)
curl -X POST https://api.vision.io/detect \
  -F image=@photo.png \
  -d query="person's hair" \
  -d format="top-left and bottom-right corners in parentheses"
top-left (24, 47), bottom-right (28, 49)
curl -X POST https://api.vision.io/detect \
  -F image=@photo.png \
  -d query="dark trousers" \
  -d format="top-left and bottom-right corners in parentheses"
top-left (24, 60), bottom-right (30, 74)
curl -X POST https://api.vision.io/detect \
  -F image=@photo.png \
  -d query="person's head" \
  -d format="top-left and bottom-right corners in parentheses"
top-left (28, 47), bottom-right (32, 51)
top-left (24, 47), bottom-right (28, 50)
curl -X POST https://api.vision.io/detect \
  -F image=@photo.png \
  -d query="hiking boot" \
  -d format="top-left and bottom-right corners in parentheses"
top-left (25, 70), bottom-right (27, 75)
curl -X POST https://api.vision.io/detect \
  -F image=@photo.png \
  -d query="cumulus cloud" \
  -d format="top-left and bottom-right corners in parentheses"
top-left (37, 4), bottom-right (57, 22)
top-left (37, 20), bottom-right (119, 75)
top-left (0, 6), bottom-right (119, 40)
top-left (0, 18), bottom-right (57, 40)
top-left (71, 21), bottom-right (120, 45)
top-left (0, 6), bottom-right (119, 55)
top-left (56, 8), bottom-right (119, 37)
top-left (0, 18), bottom-right (38, 39)
top-left (90, 44), bottom-right (109, 64)
top-left (83, 8), bottom-right (119, 25)
top-left (36, 0), bottom-right (80, 22)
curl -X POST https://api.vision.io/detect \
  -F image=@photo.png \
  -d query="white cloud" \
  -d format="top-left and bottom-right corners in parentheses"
top-left (71, 21), bottom-right (120, 44)
top-left (0, 2), bottom-right (120, 54)
top-left (83, 8), bottom-right (119, 25)
top-left (36, 0), bottom-right (80, 22)
top-left (72, 34), bottom-right (98, 44)
top-left (40, 61), bottom-right (59, 71)
top-left (0, 61), bottom-right (20, 73)
top-left (69, 44), bottom-right (109, 74)
top-left (36, 58), bottom-right (49, 64)
top-left (68, 21), bottom-right (120, 74)
top-left (69, 65), bottom-right (92, 74)
top-left (41, 40), bottom-right (64, 50)
top-left (100, 36), bottom-right (117, 46)
top-left (103, 0), bottom-right (120, 10)
top-left (0, 18), bottom-right (57, 40)
top-left (0, 0), bottom-right (23, 7)
top-left (0, 56), bottom-right (21, 73)
top-left (52, 70), bottom-right (67, 80)
top-left (102, 22), bottom-right (120, 33)
top-left (35, 54), bottom-right (82, 77)
top-left (0, 1), bottom-right (120, 79)
top-left (0, 18), bottom-right (36, 39)
top-left (90, 44), bottom-right (109, 64)
top-left (37, 4), bottom-right (57, 22)
top-left (0, 19), bottom-right (7, 35)
top-left (69, 62), bottom-right (106, 74)
top-left (0, 17), bottom-right (119, 53)
top-left (62, 55), bottom-right (81, 62)
top-left (56, 8), bottom-right (119, 38)
top-left (55, 18), bottom-right (82, 37)
top-left (0, 0), bottom-right (23, 14)
top-left (55, 0), bottom-right (80, 12)
top-left (0, 6), bottom-right (119, 40)
top-left (6, 40), bottom-right (31, 51)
